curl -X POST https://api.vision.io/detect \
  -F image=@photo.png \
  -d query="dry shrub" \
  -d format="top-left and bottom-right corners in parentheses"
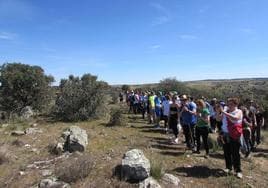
top-left (11, 139), bottom-right (24, 147)
top-left (108, 107), bottom-right (127, 126)
top-left (48, 141), bottom-right (62, 155)
top-left (55, 154), bottom-right (94, 183)
top-left (0, 146), bottom-right (9, 165)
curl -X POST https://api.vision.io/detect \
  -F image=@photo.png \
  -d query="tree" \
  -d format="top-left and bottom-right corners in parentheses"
top-left (54, 74), bottom-right (109, 121)
top-left (121, 84), bottom-right (130, 92)
top-left (158, 77), bottom-right (189, 94)
top-left (0, 63), bottom-right (54, 115)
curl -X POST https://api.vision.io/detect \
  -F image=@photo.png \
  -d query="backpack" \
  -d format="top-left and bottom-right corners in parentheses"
top-left (227, 118), bottom-right (243, 140)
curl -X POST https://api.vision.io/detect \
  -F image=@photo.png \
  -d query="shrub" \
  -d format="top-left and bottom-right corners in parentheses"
top-left (54, 74), bottom-right (109, 121)
top-left (108, 107), bottom-right (127, 126)
top-left (55, 154), bottom-right (94, 183)
top-left (157, 77), bottom-right (189, 94)
top-left (0, 146), bottom-right (9, 165)
top-left (150, 158), bottom-right (164, 180)
top-left (0, 63), bottom-right (54, 116)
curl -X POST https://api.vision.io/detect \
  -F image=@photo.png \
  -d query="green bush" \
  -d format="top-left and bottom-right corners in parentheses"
top-left (0, 63), bottom-right (54, 116)
top-left (108, 107), bottom-right (127, 126)
top-left (150, 158), bottom-right (164, 180)
top-left (54, 74), bottom-right (109, 121)
top-left (157, 77), bottom-right (189, 94)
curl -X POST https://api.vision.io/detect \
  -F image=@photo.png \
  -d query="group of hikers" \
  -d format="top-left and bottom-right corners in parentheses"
top-left (123, 90), bottom-right (265, 179)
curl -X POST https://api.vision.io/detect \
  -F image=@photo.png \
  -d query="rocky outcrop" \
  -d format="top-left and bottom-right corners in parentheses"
top-left (121, 149), bottom-right (150, 182)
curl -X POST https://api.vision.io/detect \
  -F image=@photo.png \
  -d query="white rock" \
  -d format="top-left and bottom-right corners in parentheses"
top-left (121, 149), bottom-right (150, 182)
top-left (11, 130), bottom-right (25, 136)
top-left (19, 171), bottom-right (26, 176)
top-left (39, 177), bottom-right (70, 188)
top-left (162, 173), bottom-right (181, 186)
top-left (139, 177), bottom-right (161, 188)
top-left (25, 128), bottom-right (43, 134)
top-left (41, 170), bottom-right (53, 177)
top-left (64, 126), bottom-right (88, 152)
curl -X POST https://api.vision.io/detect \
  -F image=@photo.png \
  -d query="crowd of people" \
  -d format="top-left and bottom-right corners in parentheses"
top-left (124, 90), bottom-right (265, 179)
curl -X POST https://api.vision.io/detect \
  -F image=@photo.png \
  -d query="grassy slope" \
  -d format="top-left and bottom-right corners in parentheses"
top-left (0, 104), bottom-right (268, 188)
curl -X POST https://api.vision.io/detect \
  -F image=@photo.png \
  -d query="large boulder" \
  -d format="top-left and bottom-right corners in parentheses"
top-left (121, 149), bottom-right (150, 182)
top-left (63, 126), bottom-right (88, 153)
top-left (20, 106), bottom-right (34, 119)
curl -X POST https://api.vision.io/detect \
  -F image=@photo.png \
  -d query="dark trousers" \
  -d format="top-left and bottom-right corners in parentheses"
top-left (216, 121), bottom-right (222, 132)
top-left (196, 126), bottom-right (209, 154)
top-left (243, 129), bottom-right (252, 154)
top-left (252, 125), bottom-right (261, 146)
top-left (210, 117), bottom-right (217, 131)
top-left (169, 118), bottom-right (178, 137)
top-left (223, 135), bottom-right (241, 172)
top-left (162, 115), bottom-right (169, 128)
top-left (183, 123), bottom-right (196, 148)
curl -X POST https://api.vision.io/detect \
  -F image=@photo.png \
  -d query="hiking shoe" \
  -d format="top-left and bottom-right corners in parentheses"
top-left (223, 169), bottom-right (232, 174)
top-left (154, 125), bottom-right (161, 129)
top-left (192, 150), bottom-right (201, 154)
top-left (236, 172), bottom-right (243, 179)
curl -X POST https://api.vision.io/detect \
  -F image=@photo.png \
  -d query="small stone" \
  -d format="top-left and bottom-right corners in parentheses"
top-left (25, 144), bottom-right (31, 148)
top-left (1, 124), bottom-right (9, 128)
top-left (186, 155), bottom-right (190, 158)
top-left (19, 171), bottom-right (26, 176)
top-left (25, 128), bottom-right (43, 134)
top-left (162, 173), bottom-right (181, 186)
top-left (121, 136), bottom-right (127, 139)
top-left (11, 130), bottom-right (25, 136)
top-left (31, 123), bottom-right (38, 127)
top-left (139, 177), bottom-right (161, 188)
top-left (41, 170), bottom-right (53, 177)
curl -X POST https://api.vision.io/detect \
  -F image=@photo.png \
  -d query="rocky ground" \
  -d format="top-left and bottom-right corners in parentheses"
top-left (0, 104), bottom-right (267, 188)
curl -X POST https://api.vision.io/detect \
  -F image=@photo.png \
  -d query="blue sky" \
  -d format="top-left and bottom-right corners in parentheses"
top-left (0, 0), bottom-right (268, 85)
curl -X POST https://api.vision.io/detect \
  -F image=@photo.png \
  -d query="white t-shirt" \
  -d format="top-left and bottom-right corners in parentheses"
top-left (221, 107), bottom-right (242, 133)
top-left (162, 100), bottom-right (172, 116)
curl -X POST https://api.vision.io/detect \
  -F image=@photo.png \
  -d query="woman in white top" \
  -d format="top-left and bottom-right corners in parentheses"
top-left (216, 98), bottom-right (243, 179)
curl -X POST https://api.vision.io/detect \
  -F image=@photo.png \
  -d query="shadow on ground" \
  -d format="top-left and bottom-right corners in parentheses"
top-left (173, 165), bottom-right (225, 178)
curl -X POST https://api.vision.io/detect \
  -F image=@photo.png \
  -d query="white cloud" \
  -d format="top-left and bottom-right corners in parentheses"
top-left (179, 34), bottom-right (197, 40)
top-left (0, 32), bottom-right (17, 40)
top-left (199, 6), bottom-right (210, 14)
top-left (150, 44), bottom-right (161, 49)
top-left (240, 28), bottom-right (255, 34)
top-left (150, 3), bottom-right (171, 26)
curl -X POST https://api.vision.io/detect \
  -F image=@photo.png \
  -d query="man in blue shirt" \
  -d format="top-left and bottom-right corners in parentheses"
top-left (180, 95), bottom-right (197, 149)
top-left (154, 92), bottom-right (162, 128)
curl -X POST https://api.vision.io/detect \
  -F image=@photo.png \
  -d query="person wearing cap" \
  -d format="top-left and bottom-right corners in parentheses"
top-left (180, 94), bottom-right (197, 150)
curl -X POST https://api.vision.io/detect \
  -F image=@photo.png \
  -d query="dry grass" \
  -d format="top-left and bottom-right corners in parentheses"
top-left (0, 151), bottom-right (9, 165)
top-left (55, 153), bottom-right (95, 183)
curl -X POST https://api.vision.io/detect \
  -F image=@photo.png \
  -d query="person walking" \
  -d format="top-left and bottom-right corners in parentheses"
top-left (194, 99), bottom-right (210, 157)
